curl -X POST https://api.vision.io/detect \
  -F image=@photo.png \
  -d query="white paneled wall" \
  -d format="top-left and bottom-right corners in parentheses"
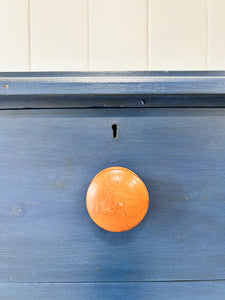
top-left (208, 0), bottom-right (225, 69)
top-left (0, 0), bottom-right (225, 71)
top-left (0, 0), bottom-right (29, 71)
top-left (30, 0), bottom-right (88, 71)
top-left (149, 0), bottom-right (207, 70)
top-left (89, 0), bottom-right (147, 70)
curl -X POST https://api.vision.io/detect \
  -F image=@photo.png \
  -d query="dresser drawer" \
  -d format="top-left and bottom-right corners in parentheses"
top-left (0, 108), bottom-right (224, 277)
top-left (0, 72), bottom-right (225, 299)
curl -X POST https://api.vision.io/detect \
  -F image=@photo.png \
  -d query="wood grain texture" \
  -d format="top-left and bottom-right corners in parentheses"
top-left (30, 0), bottom-right (88, 71)
top-left (1, 72), bottom-right (225, 97)
top-left (86, 166), bottom-right (149, 232)
top-left (89, 0), bottom-right (147, 70)
top-left (0, 0), bottom-right (29, 71)
top-left (0, 108), bottom-right (224, 282)
top-left (0, 282), bottom-right (224, 299)
top-left (149, 0), bottom-right (207, 70)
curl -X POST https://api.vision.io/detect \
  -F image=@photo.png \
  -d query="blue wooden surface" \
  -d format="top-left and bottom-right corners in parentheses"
top-left (0, 72), bottom-right (225, 109)
top-left (0, 282), bottom-right (224, 300)
top-left (1, 72), bottom-right (225, 97)
top-left (0, 108), bottom-right (224, 286)
top-left (1, 95), bottom-right (225, 109)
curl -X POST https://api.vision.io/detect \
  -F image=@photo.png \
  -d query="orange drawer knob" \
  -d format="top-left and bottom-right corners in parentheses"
top-left (86, 167), bottom-right (149, 232)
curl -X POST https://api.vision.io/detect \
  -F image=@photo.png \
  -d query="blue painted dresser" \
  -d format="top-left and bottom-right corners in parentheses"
top-left (0, 72), bottom-right (224, 299)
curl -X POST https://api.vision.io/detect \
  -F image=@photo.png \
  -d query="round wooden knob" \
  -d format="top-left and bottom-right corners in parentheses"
top-left (86, 167), bottom-right (149, 232)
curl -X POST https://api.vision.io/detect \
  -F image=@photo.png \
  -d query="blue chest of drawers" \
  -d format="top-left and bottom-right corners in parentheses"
top-left (0, 72), bottom-right (224, 299)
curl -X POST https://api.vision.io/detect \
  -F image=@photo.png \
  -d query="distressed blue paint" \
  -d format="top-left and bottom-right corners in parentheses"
top-left (0, 282), bottom-right (224, 300)
top-left (0, 72), bottom-right (225, 97)
top-left (1, 94), bottom-right (225, 109)
top-left (0, 71), bottom-right (225, 299)
top-left (0, 108), bottom-right (224, 284)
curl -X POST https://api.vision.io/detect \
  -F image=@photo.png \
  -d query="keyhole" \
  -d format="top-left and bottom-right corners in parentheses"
top-left (112, 124), bottom-right (118, 138)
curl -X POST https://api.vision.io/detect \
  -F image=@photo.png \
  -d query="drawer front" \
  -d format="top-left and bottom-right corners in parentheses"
top-left (0, 282), bottom-right (224, 300)
top-left (0, 108), bottom-right (225, 297)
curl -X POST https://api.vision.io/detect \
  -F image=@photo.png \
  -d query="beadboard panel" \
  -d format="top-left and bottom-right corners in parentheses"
top-left (89, 0), bottom-right (148, 71)
top-left (30, 0), bottom-right (88, 71)
top-left (208, 0), bottom-right (225, 70)
top-left (148, 0), bottom-right (207, 70)
top-left (0, 0), bottom-right (29, 71)
top-left (1, 0), bottom-right (225, 72)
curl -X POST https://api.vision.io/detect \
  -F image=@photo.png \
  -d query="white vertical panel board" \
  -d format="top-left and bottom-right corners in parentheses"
top-left (149, 0), bottom-right (207, 70)
top-left (30, 0), bottom-right (88, 71)
top-left (89, 0), bottom-right (148, 71)
top-left (208, 0), bottom-right (225, 70)
top-left (0, 0), bottom-right (29, 71)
